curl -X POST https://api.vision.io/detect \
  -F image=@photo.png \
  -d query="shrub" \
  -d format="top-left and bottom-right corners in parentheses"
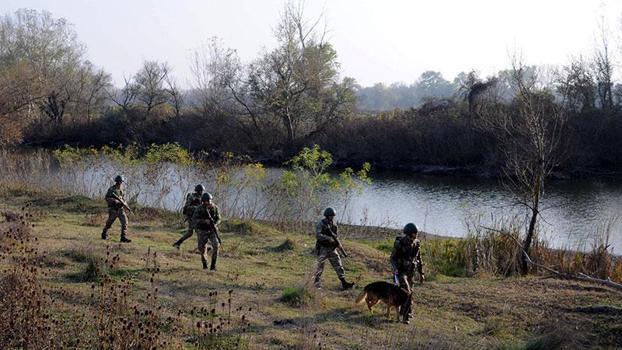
top-left (272, 238), bottom-right (296, 252)
top-left (280, 286), bottom-right (315, 308)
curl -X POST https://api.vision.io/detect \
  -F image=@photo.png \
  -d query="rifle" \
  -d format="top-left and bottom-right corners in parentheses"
top-left (109, 192), bottom-right (132, 213)
top-left (325, 224), bottom-right (347, 258)
top-left (203, 207), bottom-right (222, 244)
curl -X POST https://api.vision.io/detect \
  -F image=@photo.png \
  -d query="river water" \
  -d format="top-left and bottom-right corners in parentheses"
top-left (55, 158), bottom-right (621, 254)
top-left (346, 172), bottom-right (622, 254)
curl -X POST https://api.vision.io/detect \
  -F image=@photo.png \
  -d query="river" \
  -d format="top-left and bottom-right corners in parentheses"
top-left (347, 172), bottom-right (622, 254)
top-left (59, 160), bottom-right (622, 254)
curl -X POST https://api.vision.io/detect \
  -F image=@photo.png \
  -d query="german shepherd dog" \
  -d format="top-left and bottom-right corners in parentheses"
top-left (355, 281), bottom-right (412, 321)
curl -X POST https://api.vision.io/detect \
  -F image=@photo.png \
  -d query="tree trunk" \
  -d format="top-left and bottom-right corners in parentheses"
top-left (521, 177), bottom-right (541, 275)
top-left (283, 112), bottom-right (294, 149)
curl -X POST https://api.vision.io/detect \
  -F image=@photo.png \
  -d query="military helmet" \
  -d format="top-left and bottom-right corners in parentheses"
top-left (403, 223), bottom-right (418, 235)
top-left (114, 175), bottom-right (125, 183)
top-left (195, 184), bottom-right (205, 193)
top-left (323, 207), bottom-right (336, 217)
top-left (201, 192), bottom-right (213, 202)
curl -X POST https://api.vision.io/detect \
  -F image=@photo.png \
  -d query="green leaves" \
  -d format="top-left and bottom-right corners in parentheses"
top-left (278, 144), bottom-right (371, 216)
top-left (286, 144), bottom-right (333, 176)
top-left (144, 143), bottom-right (194, 166)
top-left (53, 143), bottom-right (194, 168)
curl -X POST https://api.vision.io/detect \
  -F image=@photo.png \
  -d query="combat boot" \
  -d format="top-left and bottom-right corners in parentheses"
top-left (202, 258), bottom-right (208, 270)
top-left (101, 230), bottom-right (108, 240)
top-left (339, 277), bottom-right (354, 290)
top-left (210, 256), bottom-right (217, 271)
top-left (314, 276), bottom-right (322, 289)
top-left (120, 235), bottom-right (131, 243)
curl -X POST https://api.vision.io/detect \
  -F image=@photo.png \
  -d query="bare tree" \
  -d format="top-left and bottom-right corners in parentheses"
top-left (108, 76), bottom-right (138, 113)
top-left (165, 75), bottom-right (184, 119)
top-left (479, 58), bottom-right (568, 275)
top-left (593, 19), bottom-right (614, 113)
top-left (190, 38), bottom-right (240, 116)
top-left (73, 62), bottom-right (111, 123)
top-left (134, 60), bottom-right (170, 116)
top-left (38, 90), bottom-right (68, 124)
top-left (190, 38), bottom-right (262, 144)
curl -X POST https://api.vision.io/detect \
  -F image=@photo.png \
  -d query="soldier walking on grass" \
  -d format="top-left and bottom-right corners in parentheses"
top-left (192, 192), bottom-right (221, 271)
top-left (101, 175), bottom-right (131, 243)
top-left (173, 184), bottom-right (205, 249)
top-left (313, 207), bottom-right (355, 290)
top-left (390, 222), bottom-right (425, 324)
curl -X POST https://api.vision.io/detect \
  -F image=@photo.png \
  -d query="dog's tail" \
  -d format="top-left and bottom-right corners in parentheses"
top-left (355, 290), bottom-right (367, 304)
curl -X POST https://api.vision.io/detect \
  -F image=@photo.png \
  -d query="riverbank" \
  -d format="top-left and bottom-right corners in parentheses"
top-left (1, 186), bottom-right (621, 349)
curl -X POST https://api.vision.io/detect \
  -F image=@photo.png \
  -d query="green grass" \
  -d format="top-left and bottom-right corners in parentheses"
top-left (1, 188), bottom-right (621, 349)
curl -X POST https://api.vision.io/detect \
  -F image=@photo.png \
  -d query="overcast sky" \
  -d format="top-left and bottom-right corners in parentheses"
top-left (1, 0), bottom-right (621, 88)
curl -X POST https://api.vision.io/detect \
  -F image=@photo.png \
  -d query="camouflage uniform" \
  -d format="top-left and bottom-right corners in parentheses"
top-left (173, 192), bottom-right (203, 248)
top-left (191, 203), bottom-right (221, 270)
top-left (390, 235), bottom-right (423, 321)
top-left (101, 184), bottom-right (129, 241)
top-left (313, 218), bottom-right (351, 288)
top-left (391, 236), bottom-right (423, 292)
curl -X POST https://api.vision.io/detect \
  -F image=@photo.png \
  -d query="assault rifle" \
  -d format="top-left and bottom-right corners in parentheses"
top-left (325, 225), bottom-right (347, 258)
top-left (109, 192), bottom-right (132, 213)
top-left (203, 208), bottom-right (222, 244)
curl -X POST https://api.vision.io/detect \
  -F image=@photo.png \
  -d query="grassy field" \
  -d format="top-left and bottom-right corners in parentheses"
top-left (1, 187), bottom-right (621, 349)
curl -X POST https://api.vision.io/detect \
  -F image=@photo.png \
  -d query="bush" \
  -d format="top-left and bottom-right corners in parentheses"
top-left (272, 238), bottom-right (296, 252)
top-left (65, 246), bottom-right (117, 283)
top-left (280, 286), bottom-right (315, 308)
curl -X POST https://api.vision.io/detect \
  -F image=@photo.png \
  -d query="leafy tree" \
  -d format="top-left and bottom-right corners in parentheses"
top-left (0, 9), bottom-right (111, 144)
top-left (246, 2), bottom-right (355, 148)
top-left (198, 2), bottom-right (356, 150)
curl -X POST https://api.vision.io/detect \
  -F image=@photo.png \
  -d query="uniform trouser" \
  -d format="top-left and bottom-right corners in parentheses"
top-left (174, 219), bottom-right (194, 246)
top-left (197, 229), bottom-right (219, 266)
top-left (396, 269), bottom-right (414, 320)
top-left (102, 207), bottom-right (128, 237)
top-left (314, 246), bottom-right (345, 282)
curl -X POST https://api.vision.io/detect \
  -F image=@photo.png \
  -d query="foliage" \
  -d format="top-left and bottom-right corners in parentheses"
top-left (0, 9), bottom-right (111, 146)
top-left (424, 238), bottom-right (469, 277)
top-left (144, 143), bottom-right (194, 166)
top-left (276, 144), bottom-right (371, 226)
top-left (280, 286), bottom-right (314, 308)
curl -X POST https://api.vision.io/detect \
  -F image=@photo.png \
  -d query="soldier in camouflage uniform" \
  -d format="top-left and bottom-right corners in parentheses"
top-left (101, 175), bottom-right (131, 243)
top-left (313, 208), bottom-right (355, 290)
top-left (191, 192), bottom-right (221, 270)
top-left (390, 222), bottom-right (425, 323)
top-left (173, 184), bottom-right (205, 249)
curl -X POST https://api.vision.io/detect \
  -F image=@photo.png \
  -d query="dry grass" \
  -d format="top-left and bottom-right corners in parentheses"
top-left (0, 186), bottom-right (621, 349)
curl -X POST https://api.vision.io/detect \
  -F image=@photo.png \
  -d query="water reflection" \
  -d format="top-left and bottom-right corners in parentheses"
top-left (65, 163), bottom-right (622, 253)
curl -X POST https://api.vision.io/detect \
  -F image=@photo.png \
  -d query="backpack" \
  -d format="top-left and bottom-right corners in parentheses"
top-left (182, 193), bottom-right (198, 216)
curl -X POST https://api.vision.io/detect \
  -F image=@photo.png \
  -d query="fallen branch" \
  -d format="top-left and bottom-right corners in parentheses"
top-left (522, 253), bottom-right (622, 291)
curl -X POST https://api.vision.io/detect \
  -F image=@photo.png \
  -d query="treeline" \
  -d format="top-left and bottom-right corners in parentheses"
top-left (1, 8), bottom-right (622, 176)
top-left (355, 70), bottom-right (457, 111)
